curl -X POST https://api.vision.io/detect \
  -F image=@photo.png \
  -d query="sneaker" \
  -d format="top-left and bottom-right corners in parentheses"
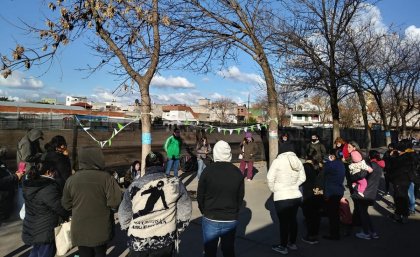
top-left (370, 232), bottom-right (379, 239)
top-left (247, 179), bottom-right (252, 181)
top-left (355, 232), bottom-right (371, 240)
top-left (302, 237), bottom-right (319, 245)
top-left (287, 243), bottom-right (298, 250)
top-left (272, 245), bottom-right (288, 255)
top-left (409, 210), bottom-right (416, 215)
top-left (389, 214), bottom-right (403, 223)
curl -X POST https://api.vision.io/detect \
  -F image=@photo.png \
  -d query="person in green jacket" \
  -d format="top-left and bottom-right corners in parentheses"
top-left (164, 128), bottom-right (183, 177)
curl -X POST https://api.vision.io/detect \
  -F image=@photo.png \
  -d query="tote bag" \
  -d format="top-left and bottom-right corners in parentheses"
top-left (54, 220), bottom-right (73, 256)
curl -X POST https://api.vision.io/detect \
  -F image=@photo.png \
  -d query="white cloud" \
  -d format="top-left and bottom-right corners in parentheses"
top-left (0, 70), bottom-right (44, 90)
top-left (151, 92), bottom-right (201, 105)
top-left (217, 66), bottom-right (265, 86)
top-left (405, 25), bottom-right (420, 42)
top-left (151, 75), bottom-right (195, 89)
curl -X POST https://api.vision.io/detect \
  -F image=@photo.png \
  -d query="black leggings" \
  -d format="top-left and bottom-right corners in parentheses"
top-left (274, 198), bottom-right (301, 247)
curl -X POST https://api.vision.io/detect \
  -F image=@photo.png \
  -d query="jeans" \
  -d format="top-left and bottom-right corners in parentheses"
top-left (274, 198), bottom-right (301, 247)
top-left (408, 182), bottom-right (415, 212)
top-left (165, 159), bottom-right (180, 177)
top-left (202, 217), bottom-right (238, 257)
top-left (129, 243), bottom-right (174, 257)
top-left (29, 244), bottom-right (56, 257)
top-left (325, 195), bottom-right (342, 238)
top-left (197, 159), bottom-right (206, 179)
top-left (239, 160), bottom-right (254, 180)
top-left (78, 244), bottom-right (107, 257)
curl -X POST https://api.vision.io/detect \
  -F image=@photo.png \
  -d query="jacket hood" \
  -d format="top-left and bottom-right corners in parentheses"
top-left (77, 147), bottom-right (105, 170)
top-left (23, 177), bottom-right (55, 201)
top-left (27, 129), bottom-right (44, 142)
top-left (213, 140), bottom-right (232, 162)
top-left (278, 152), bottom-right (302, 171)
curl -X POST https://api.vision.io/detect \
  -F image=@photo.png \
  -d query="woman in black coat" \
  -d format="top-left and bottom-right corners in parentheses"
top-left (353, 150), bottom-right (384, 240)
top-left (22, 161), bottom-right (69, 257)
top-left (43, 135), bottom-right (72, 190)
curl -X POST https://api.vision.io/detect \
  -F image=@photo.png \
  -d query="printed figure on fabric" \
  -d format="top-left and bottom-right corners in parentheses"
top-left (134, 180), bottom-right (169, 218)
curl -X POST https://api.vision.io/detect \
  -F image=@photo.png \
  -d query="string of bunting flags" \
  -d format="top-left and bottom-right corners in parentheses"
top-left (75, 114), bottom-right (274, 148)
top-left (75, 115), bottom-right (141, 148)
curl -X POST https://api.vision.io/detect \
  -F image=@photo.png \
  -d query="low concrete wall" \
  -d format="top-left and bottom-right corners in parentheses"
top-left (0, 129), bottom-right (266, 170)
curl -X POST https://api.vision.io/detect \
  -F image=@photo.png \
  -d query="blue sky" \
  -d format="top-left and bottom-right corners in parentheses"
top-left (1, 0), bottom-right (419, 106)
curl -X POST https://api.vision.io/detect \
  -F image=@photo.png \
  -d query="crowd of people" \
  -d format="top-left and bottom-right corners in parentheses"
top-left (0, 127), bottom-right (419, 257)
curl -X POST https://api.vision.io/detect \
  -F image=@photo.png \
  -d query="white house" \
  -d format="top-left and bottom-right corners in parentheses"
top-left (161, 105), bottom-right (198, 125)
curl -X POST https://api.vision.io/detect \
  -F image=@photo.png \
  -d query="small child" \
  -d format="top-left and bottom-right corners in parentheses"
top-left (349, 151), bottom-right (373, 197)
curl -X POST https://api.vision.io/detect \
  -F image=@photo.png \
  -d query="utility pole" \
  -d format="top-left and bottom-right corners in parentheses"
top-left (247, 93), bottom-right (250, 124)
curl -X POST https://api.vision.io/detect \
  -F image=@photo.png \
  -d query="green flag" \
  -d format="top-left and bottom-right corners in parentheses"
top-left (117, 123), bottom-right (124, 130)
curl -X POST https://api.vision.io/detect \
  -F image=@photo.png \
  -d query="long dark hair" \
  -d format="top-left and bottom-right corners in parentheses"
top-left (131, 160), bottom-right (140, 171)
top-left (198, 136), bottom-right (209, 147)
top-left (27, 161), bottom-right (55, 180)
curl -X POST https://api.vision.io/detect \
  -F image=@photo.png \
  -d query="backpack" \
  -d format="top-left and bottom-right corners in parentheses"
top-left (339, 197), bottom-right (352, 225)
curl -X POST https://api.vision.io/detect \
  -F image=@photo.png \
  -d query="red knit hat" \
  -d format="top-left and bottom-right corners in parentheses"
top-left (351, 151), bottom-right (363, 163)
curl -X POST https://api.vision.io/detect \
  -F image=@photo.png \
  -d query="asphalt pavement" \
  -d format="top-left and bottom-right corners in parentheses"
top-left (1, 161), bottom-right (419, 257)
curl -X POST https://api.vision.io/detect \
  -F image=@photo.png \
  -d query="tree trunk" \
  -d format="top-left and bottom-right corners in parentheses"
top-left (356, 89), bottom-right (371, 152)
top-left (330, 90), bottom-right (341, 146)
top-left (140, 81), bottom-right (152, 175)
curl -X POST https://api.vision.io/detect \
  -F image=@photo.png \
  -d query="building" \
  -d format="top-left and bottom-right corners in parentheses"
top-left (161, 104), bottom-right (198, 125)
top-left (65, 96), bottom-right (90, 107)
top-left (288, 101), bottom-right (321, 127)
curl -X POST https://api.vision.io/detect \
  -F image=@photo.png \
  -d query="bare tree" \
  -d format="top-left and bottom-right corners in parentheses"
top-left (272, 0), bottom-right (369, 145)
top-left (211, 98), bottom-right (237, 123)
top-left (166, 0), bottom-right (281, 164)
top-left (0, 0), bottom-right (168, 172)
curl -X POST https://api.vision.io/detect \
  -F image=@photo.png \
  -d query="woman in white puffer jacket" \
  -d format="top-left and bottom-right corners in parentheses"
top-left (267, 147), bottom-right (306, 255)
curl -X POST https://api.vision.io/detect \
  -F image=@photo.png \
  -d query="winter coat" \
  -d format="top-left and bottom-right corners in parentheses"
top-left (267, 152), bottom-right (306, 201)
top-left (196, 143), bottom-right (212, 160)
top-left (164, 136), bottom-right (182, 159)
top-left (197, 162), bottom-right (244, 220)
top-left (43, 151), bottom-right (71, 190)
top-left (16, 129), bottom-right (44, 172)
top-left (0, 160), bottom-right (19, 221)
top-left (361, 160), bottom-right (383, 202)
top-left (306, 141), bottom-right (327, 163)
top-left (388, 150), bottom-right (417, 186)
top-left (62, 147), bottom-right (122, 247)
top-left (240, 140), bottom-right (258, 162)
top-left (301, 161), bottom-right (323, 201)
top-left (22, 176), bottom-right (69, 245)
top-left (118, 166), bottom-right (191, 252)
top-left (323, 159), bottom-right (345, 197)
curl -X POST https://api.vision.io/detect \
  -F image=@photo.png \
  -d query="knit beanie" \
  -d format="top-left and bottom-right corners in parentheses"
top-left (213, 140), bottom-right (232, 162)
top-left (245, 132), bottom-right (252, 139)
top-left (351, 151), bottom-right (363, 163)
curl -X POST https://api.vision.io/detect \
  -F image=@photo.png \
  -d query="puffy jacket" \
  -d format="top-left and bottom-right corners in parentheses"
top-left (267, 152), bottom-right (306, 201)
top-left (62, 147), bottom-right (122, 247)
top-left (323, 159), bottom-right (345, 197)
top-left (22, 176), bottom-right (69, 245)
top-left (164, 136), bottom-right (182, 159)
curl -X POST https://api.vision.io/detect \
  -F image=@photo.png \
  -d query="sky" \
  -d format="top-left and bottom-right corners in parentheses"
top-left (1, 0), bottom-right (420, 107)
